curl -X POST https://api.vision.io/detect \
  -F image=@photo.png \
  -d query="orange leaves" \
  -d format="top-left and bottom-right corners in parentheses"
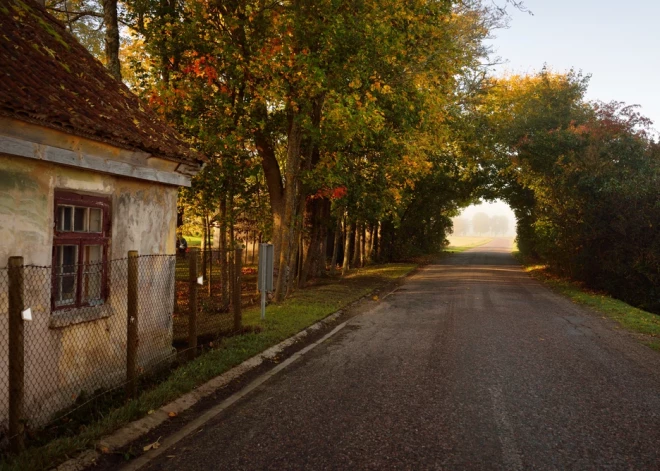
top-left (313, 186), bottom-right (348, 200)
top-left (181, 55), bottom-right (219, 86)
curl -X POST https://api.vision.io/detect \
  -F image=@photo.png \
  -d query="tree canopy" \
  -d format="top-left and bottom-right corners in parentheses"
top-left (55, 0), bottom-right (660, 313)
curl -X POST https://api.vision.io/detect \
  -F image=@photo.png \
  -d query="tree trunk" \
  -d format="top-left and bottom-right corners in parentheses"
top-left (375, 221), bottom-right (381, 261)
top-left (300, 198), bottom-right (321, 287)
top-left (342, 219), bottom-right (353, 276)
top-left (254, 108), bottom-right (285, 265)
top-left (251, 231), bottom-right (257, 265)
top-left (201, 214), bottom-right (208, 283)
top-left (315, 199), bottom-right (330, 277)
top-left (206, 214), bottom-right (213, 296)
top-left (360, 223), bottom-right (366, 267)
top-left (364, 223), bottom-right (375, 265)
top-left (220, 196), bottom-right (229, 309)
top-left (352, 222), bottom-right (361, 268)
top-left (330, 215), bottom-right (342, 273)
top-left (102, 0), bottom-right (121, 80)
top-left (288, 186), bottom-right (306, 295)
top-left (229, 190), bottom-right (236, 307)
top-left (316, 217), bottom-right (328, 277)
top-left (274, 113), bottom-right (303, 301)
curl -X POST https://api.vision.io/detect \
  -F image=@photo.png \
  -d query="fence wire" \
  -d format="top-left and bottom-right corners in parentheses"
top-left (0, 249), bottom-right (256, 450)
top-left (174, 249), bottom-right (258, 345)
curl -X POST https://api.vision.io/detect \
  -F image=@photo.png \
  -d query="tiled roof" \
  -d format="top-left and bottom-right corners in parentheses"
top-left (0, 0), bottom-right (202, 165)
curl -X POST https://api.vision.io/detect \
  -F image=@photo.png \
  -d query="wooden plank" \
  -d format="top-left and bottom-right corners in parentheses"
top-left (0, 135), bottom-right (192, 187)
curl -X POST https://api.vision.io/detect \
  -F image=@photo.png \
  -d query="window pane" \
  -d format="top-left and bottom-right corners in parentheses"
top-left (74, 207), bottom-right (87, 232)
top-left (89, 208), bottom-right (103, 232)
top-left (59, 206), bottom-right (72, 231)
top-left (55, 245), bottom-right (78, 306)
top-left (83, 245), bottom-right (103, 305)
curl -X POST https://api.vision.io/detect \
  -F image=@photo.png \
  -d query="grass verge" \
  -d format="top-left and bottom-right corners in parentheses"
top-left (445, 236), bottom-right (493, 253)
top-left (1, 263), bottom-right (416, 471)
top-left (523, 263), bottom-right (660, 351)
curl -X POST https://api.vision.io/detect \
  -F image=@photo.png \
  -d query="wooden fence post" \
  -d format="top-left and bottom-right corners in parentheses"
top-left (8, 256), bottom-right (25, 454)
top-left (233, 248), bottom-right (242, 332)
top-left (126, 251), bottom-right (139, 398)
top-left (188, 248), bottom-right (198, 360)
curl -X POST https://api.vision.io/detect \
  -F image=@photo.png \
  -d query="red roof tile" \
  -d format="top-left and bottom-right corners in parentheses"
top-left (0, 0), bottom-right (202, 165)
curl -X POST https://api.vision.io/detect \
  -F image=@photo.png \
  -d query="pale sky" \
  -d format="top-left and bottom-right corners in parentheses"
top-left (486, 0), bottom-right (660, 130)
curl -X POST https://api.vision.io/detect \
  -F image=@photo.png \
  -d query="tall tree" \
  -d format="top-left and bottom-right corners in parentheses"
top-left (103, 0), bottom-right (121, 79)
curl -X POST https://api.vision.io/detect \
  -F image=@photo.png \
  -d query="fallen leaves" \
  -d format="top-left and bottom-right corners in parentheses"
top-left (143, 437), bottom-right (162, 452)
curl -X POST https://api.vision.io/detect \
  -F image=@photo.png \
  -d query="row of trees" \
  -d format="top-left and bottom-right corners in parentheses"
top-left (47, 0), bottom-right (512, 301)
top-left (478, 71), bottom-right (660, 313)
top-left (47, 1), bottom-right (659, 313)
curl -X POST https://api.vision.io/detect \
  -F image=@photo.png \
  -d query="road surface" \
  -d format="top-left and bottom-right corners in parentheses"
top-left (139, 239), bottom-right (660, 470)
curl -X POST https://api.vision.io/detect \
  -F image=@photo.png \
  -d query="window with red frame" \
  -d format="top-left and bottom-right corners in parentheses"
top-left (52, 191), bottom-right (111, 310)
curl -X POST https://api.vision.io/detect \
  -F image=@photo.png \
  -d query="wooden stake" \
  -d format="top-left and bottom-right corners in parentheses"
top-left (8, 256), bottom-right (25, 454)
top-left (126, 251), bottom-right (138, 398)
top-left (188, 248), bottom-right (198, 360)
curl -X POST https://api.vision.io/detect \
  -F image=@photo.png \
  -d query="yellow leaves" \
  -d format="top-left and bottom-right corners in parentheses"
top-left (348, 78), bottom-right (362, 89)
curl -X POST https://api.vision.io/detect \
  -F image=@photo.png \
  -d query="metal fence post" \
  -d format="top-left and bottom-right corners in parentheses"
top-left (126, 251), bottom-right (139, 398)
top-left (8, 256), bottom-right (25, 454)
top-left (188, 248), bottom-right (198, 360)
top-left (233, 248), bottom-right (242, 331)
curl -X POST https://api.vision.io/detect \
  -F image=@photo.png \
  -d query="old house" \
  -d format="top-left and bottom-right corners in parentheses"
top-left (0, 0), bottom-right (203, 426)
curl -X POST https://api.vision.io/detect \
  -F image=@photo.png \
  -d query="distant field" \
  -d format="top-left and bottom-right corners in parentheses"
top-left (446, 236), bottom-right (492, 250)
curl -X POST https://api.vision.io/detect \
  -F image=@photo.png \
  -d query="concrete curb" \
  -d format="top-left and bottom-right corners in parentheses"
top-left (120, 321), bottom-right (349, 471)
top-left (55, 309), bottom-right (345, 471)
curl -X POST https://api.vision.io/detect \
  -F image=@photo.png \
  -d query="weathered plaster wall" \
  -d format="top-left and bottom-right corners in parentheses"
top-left (0, 154), bottom-right (178, 428)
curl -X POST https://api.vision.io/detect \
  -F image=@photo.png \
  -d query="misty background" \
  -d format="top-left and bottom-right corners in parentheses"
top-left (451, 200), bottom-right (517, 237)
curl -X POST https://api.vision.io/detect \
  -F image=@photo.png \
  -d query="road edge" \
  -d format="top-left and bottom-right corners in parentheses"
top-left (54, 268), bottom-right (419, 471)
top-left (54, 309), bottom-right (347, 471)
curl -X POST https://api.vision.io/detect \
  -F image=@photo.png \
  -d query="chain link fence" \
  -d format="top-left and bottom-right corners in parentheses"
top-left (0, 248), bottom-right (254, 453)
top-left (174, 249), bottom-right (259, 346)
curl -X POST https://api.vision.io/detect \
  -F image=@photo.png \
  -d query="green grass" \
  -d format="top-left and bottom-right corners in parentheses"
top-left (524, 264), bottom-right (660, 351)
top-left (181, 234), bottom-right (204, 247)
top-left (445, 238), bottom-right (493, 254)
top-left (1, 263), bottom-right (416, 471)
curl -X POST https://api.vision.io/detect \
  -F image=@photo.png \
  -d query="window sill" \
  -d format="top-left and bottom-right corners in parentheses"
top-left (49, 304), bottom-right (111, 329)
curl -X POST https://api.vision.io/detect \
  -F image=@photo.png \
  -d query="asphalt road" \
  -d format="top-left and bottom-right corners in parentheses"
top-left (139, 239), bottom-right (660, 470)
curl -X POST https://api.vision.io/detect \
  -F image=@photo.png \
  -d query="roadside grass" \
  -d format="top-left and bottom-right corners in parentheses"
top-left (524, 264), bottom-right (660, 352)
top-left (445, 236), bottom-right (492, 253)
top-left (1, 263), bottom-right (416, 471)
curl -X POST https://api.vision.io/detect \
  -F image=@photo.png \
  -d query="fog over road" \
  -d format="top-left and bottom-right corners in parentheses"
top-left (140, 239), bottom-right (660, 470)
